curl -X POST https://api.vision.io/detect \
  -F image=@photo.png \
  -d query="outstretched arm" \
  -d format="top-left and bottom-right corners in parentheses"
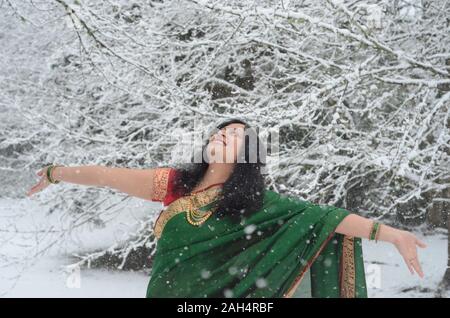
top-left (335, 214), bottom-right (427, 278)
top-left (27, 165), bottom-right (165, 202)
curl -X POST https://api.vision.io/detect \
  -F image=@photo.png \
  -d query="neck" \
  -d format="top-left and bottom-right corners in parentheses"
top-left (193, 163), bottom-right (234, 191)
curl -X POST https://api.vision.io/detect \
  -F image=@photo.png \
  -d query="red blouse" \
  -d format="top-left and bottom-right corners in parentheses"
top-left (162, 168), bottom-right (182, 206)
top-left (151, 167), bottom-right (182, 206)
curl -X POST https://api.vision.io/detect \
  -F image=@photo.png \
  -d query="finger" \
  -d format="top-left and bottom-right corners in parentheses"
top-left (416, 238), bottom-right (427, 248)
top-left (29, 181), bottom-right (42, 193)
top-left (31, 182), bottom-right (41, 190)
top-left (412, 258), bottom-right (424, 278)
top-left (27, 187), bottom-right (36, 196)
top-left (404, 258), bottom-right (414, 275)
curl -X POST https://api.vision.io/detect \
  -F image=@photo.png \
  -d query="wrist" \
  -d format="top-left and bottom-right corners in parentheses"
top-left (381, 225), bottom-right (402, 245)
top-left (50, 166), bottom-right (63, 183)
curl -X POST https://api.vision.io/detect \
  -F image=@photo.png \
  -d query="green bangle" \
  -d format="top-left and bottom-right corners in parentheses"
top-left (370, 222), bottom-right (379, 241)
top-left (46, 165), bottom-right (61, 184)
top-left (375, 223), bottom-right (382, 243)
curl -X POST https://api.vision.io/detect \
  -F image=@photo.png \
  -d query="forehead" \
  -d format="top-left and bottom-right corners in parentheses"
top-left (221, 123), bottom-right (245, 130)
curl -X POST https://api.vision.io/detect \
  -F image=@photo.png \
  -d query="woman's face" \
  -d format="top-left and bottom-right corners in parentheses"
top-left (205, 123), bottom-right (246, 164)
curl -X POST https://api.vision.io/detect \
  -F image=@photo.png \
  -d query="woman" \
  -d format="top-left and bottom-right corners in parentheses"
top-left (26, 119), bottom-right (426, 298)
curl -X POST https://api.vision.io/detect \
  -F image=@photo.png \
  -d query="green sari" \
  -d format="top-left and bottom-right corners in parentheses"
top-left (146, 187), bottom-right (367, 298)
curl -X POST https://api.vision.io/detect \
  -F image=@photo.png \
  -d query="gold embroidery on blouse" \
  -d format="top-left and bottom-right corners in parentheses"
top-left (340, 235), bottom-right (356, 298)
top-left (152, 167), bottom-right (171, 201)
top-left (153, 187), bottom-right (223, 239)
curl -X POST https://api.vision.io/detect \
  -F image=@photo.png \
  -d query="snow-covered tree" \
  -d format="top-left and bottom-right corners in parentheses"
top-left (1, 0), bottom-right (448, 292)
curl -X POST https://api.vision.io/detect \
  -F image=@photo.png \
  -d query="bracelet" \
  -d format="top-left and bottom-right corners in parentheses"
top-left (46, 164), bottom-right (62, 184)
top-left (375, 224), bottom-right (382, 243)
top-left (369, 221), bottom-right (380, 241)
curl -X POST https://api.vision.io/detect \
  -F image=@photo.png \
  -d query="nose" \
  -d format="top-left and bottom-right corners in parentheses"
top-left (211, 131), bottom-right (226, 144)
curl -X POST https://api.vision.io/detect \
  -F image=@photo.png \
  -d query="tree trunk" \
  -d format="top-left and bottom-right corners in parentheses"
top-left (444, 58), bottom-right (450, 291)
top-left (443, 210), bottom-right (450, 284)
top-left (444, 198), bottom-right (450, 284)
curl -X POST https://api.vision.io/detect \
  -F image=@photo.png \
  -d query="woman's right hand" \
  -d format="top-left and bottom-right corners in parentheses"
top-left (26, 166), bottom-right (52, 197)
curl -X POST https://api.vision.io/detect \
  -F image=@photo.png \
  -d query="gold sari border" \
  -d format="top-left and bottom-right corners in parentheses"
top-left (340, 235), bottom-right (356, 298)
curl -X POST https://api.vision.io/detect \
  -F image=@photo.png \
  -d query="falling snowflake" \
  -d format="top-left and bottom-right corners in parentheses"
top-left (244, 224), bottom-right (257, 234)
top-left (201, 269), bottom-right (211, 279)
top-left (324, 258), bottom-right (333, 267)
top-left (256, 278), bottom-right (267, 288)
top-left (228, 266), bottom-right (238, 275)
top-left (224, 289), bottom-right (234, 298)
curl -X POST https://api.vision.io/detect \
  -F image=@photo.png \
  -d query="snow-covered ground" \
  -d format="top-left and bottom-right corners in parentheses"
top-left (0, 197), bottom-right (447, 298)
top-left (0, 195), bottom-right (155, 298)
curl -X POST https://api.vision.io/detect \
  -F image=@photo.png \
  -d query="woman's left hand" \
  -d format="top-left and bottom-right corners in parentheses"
top-left (392, 230), bottom-right (427, 278)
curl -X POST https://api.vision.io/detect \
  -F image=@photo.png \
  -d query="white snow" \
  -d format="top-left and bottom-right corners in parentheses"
top-left (1, 255), bottom-right (149, 298)
top-left (0, 197), bottom-right (157, 298)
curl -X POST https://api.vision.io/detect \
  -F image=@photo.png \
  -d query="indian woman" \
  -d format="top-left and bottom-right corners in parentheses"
top-left (27, 118), bottom-right (427, 298)
top-left (144, 119), bottom-right (426, 298)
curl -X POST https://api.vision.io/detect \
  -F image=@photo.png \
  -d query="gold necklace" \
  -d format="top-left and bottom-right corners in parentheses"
top-left (153, 186), bottom-right (223, 239)
top-left (186, 188), bottom-right (222, 226)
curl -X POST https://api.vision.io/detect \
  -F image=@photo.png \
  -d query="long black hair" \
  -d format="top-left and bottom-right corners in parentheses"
top-left (172, 118), bottom-right (267, 224)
